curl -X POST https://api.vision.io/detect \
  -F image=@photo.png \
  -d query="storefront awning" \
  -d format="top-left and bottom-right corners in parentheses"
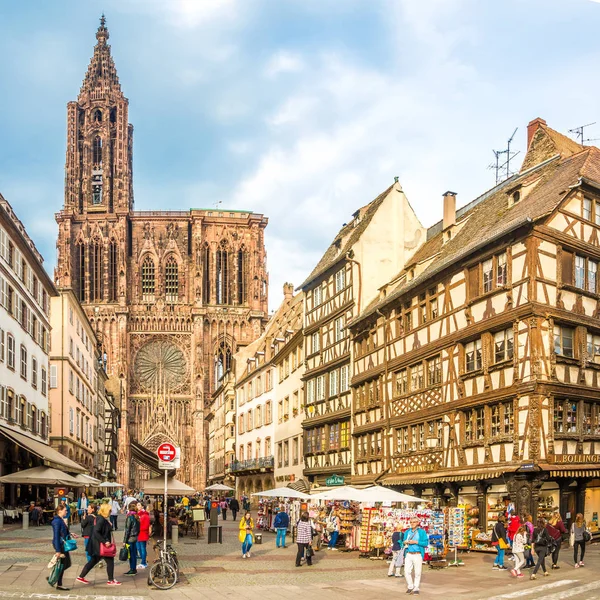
top-left (541, 464), bottom-right (600, 478)
top-left (0, 425), bottom-right (86, 474)
top-left (383, 467), bottom-right (518, 486)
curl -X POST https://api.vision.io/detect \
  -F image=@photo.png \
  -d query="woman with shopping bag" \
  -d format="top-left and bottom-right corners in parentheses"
top-left (48, 503), bottom-right (73, 590)
top-left (387, 523), bottom-right (405, 578)
top-left (239, 512), bottom-right (254, 558)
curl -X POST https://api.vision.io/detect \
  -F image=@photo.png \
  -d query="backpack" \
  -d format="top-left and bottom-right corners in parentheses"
top-left (534, 529), bottom-right (548, 546)
top-left (326, 517), bottom-right (336, 533)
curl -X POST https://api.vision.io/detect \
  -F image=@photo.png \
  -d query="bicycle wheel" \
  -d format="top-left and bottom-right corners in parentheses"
top-left (148, 561), bottom-right (177, 590)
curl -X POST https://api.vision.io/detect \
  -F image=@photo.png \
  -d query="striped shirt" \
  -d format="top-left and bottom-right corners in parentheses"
top-left (296, 520), bottom-right (313, 544)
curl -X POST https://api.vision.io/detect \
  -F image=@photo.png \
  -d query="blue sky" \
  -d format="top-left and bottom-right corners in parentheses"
top-left (1, 0), bottom-right (599, 309)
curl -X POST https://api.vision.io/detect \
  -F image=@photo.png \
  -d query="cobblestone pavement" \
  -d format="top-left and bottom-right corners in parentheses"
top-left (1, 519), bottom-right (600, 599)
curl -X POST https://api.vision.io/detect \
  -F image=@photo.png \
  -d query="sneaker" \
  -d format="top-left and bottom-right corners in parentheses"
top-left (580, 561), bottom-right (585, 567)
top-left (76, 577), bottom-right (90, 585)
top-left (331, 547), bottom-right (338, 551)
top-left (510, 569), bottom-right (517, 577)
top-left (552, 564), bottom-right (560, 569)
top-left (498, 566), bottom-right (508, 570)
top-left (247, 551), bottom-right (251, 558)
top-left (492, 566), bottom-right (499, 570)
top-left (517, 573), bottom-right (524, 578)
top-left (574, 563), bottom-right (580, 568)
top-left (530, 574), bottom-right (536, 580)
top-left (242, 554), bottom-right (247, 559)
top-left (136, 564), bottom-right (147, 570)
top-left (406, 590), bottom-right (413, 595)
top-left (107, 580), bottom-right (122, 586)
top-left (123, 570), bottom-right (137, 576)
top-left (413, 592), bottom-right (420, 596)
top-left (544, 571), bottom-right (550, 577)
top-left (56, 586), bottom-right (71, 591)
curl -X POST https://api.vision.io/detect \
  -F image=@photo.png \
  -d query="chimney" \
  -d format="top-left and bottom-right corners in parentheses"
top-left (443, 191), bottom-right (456, 231)
top-left (283, 282), bottom-right (294, 301)
top-left (527, 117), bottom-right (547, 148)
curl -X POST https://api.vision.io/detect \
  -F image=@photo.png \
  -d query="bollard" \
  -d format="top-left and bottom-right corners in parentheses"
top-left (172, 524), bottom-right (178, 544)
top-left (22, 511), bottom-right (29, 530)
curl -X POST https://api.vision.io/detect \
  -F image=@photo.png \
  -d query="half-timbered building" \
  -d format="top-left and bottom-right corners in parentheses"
top-left (349, 118), bottom-right (600, 527)
top-left (300, 181), bottom-right (425, 486)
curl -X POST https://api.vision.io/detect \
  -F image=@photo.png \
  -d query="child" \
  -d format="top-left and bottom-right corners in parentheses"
top-left (511, 525), bottom-right (527, 578)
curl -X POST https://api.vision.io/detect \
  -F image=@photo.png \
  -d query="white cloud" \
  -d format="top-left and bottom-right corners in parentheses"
top-left (264, 51), bottom-right (305, 78)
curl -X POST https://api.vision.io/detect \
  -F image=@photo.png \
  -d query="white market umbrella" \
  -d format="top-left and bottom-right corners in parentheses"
top-left (0, 466), bottom-right (80, 486)
top-left (310, 485), bottom-right (365, 501)
top-left (204, 483), bottom-right (234, 491)
top-left (357, 485), bottom-right (427, 504)
top-left (252, 487), bottom-right (310, 499)
top-left (98, 481), bottom-right (125, 488)
top-left (73, 474), bottom-right (101, 486)
top-left (143, 476), bottom-right (195, 495)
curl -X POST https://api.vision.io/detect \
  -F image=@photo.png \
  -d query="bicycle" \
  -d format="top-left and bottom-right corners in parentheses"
top-left (147, 540), bottom-right (179, 590)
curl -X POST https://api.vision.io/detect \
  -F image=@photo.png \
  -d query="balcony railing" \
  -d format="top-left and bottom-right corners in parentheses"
top-left (230, 456), bottom-right (274, 472)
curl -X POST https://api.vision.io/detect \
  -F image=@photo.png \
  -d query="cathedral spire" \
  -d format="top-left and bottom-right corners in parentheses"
top-left (80, 14), bottom-right (121, 98)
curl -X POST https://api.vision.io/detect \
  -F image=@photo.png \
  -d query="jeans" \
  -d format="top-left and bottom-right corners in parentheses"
top-left (242, 534), bottom-right (253, 556)
top-left (110, 515), bottom-right (118, 530)
top-left (328, 530), bottom-right (339, 549)
top-left (137, 540), bottom-right (147, 566)
top-left (494, 546), bottom-right (505, 566)
top-left (84, 537), bottom-right (91, 563)
top-left (296, 543), bottom-right (312, 566)
top-left (533, 546), bottom-right (548, 574)
top-left (525, 548), bottom-right (535, 567)
top-left (128, 541), bottom-right (137, 572)
top-left (404, 553), bottom-right (423, 591)
top-left (574, 540), bottom-right (585, 563)
top-left (276, 528), bottom-right (287, 547)
top-left (222, 509), bottom-right (227, 520)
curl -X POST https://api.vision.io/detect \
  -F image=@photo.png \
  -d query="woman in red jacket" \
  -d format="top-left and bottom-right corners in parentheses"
top-left (507, 512), bottom-right (522, 544)
top-left (136, 503), bottom-right (150, 569)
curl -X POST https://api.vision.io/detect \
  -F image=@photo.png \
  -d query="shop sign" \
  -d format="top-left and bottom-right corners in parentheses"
top-left (550, 454), bottom-right (600, 464)
top-left (399, 464), bottom-right (436, 474)
top-left (518, 462), bottom-right (536, 471)
top-left (326, 474), bottom-right (345, 486)
top-left (276, 474), bottom-right (295, 482)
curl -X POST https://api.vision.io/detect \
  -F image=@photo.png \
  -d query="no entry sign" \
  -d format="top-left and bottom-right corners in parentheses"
top-left (157, 443), bottom-right (176, 462)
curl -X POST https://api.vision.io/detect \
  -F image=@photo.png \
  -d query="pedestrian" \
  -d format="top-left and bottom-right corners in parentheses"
top-left (77, 492), bottom-right (88, 521)
top-left (523, 514), bottom-right (535, 568)
top-left (123, 504), bottom-right (140, 576)
top-left (136, 502), bottom-right (150, 570)
top-left (110, 496), bottom-right (120, 531)
top-left (230, 497), bottom-right (240, 521)
top-left (295, 512), bottom-right (313, 567)
top-left (326, 509), bottom-right (340, 550)
top-left (239, 512), bottom-right (254, 558)
top-left (387, 523), bottom-right (404, 578)
top-left (403, 516), bottom-right (428, 596)
top-left (76, 502), bottom-right (122, 586)
top-left (491, 515), bottom-right (509, 570)
top-left (507, 511), bottom-right (521, 545)
top-left (571, 513), bottom-right (587, 568)
top-left (49, 503), bottom-right (72, 591)
top-left (274, 507), bottom-right (290, 548)
top-left (511, 525), bottom-right (527, 578)
top-left (530, 517), bottom-right (552, 580)
top-left (546, 511), bottom-right (567, 569)
top-left (221, 498), bottom-right (228, 520)
top-left (81, 504), bottom-right (96, 563)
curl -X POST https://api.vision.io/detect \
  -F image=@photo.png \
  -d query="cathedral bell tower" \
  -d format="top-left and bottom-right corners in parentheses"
top-left (64, 16), bottom-right (133, 215)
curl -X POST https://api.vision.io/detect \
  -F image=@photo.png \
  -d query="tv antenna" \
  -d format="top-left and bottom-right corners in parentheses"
top-left (489, 128), bottom-right (520, 185)
top-left (568, 122), bottom-right (599, 145)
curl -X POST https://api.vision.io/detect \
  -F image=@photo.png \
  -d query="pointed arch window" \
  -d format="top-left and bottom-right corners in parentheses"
top-left (92, 136), bottom-right (102, 166)
top-left (215, 342), bottom-right (232, 387)
top-left (165, 256), bottom-right (179, 302)
top-left (93, 109), bottom-right (102, 123)
top-left (141, 256), bottom-right (155, 301)
top-left (89, 240), bottom-right (103, 301)
top-left (202, 244), bottom-right (211, 304)
top-left (76, 242), bottom-right (86, 302)
top-left (237, 247), bottom-right (248, 305)
top-left (108, 240), bottom-right (118, 302)
top-left (216, 242), bottom-right (229, 305)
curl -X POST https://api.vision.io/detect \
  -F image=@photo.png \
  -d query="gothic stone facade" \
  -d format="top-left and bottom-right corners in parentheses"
top-left (54, 19), bottom-right (268, 489)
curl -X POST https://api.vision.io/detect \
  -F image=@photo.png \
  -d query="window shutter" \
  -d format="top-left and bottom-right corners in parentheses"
top-left (468, 266), bottom-right (480, 300)
top-left (50, 365), bottom-right (57, 389)
top-left (562, 250), bottom-right (574, 286)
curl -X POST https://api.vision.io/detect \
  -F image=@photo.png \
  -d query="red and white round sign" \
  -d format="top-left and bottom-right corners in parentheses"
top-left (157, 442), bottom-right (176, 462)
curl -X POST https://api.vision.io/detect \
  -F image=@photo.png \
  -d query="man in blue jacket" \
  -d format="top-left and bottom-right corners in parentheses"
top-left (403, 516), bottom-right (429, 595)
top-left (273, 507), bottom-right (290, 548)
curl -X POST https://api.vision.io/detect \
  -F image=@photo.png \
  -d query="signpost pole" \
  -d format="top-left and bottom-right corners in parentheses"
top-left (164, 469), bottom-right (168, 553)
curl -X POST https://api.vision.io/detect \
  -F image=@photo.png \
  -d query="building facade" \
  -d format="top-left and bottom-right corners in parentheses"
top-left (207, 371), bottom-right (234, 486)
top-left (300, 181), bottom-right (425, 486)
top-left (0, 194), bottom-right (83, 504)
top-left (49, 288), bottom-right (107, 478)
top-left (54, 18), bottom-right (268, 489)
top-left (349, 118), bottom-right (600, 527)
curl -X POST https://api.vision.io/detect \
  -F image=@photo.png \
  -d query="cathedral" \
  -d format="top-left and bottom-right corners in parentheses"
top-left (54, 17), bottom-right (269, 489)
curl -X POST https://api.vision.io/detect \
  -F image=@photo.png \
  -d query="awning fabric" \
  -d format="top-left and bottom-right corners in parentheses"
top-left (143, 476), bottom-right (195, 495)
top-left (383, 467), bottom-right (516, 486)
top-left (0, 424), bottom-right (85, 474)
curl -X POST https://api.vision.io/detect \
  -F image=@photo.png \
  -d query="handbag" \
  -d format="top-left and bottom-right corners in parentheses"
top-left (119, 544), bottom-right (130, 561)
top-left (62, 535), bottom-right (78, 552)
top-left (100, 532), bottom-right (117, 558)
top-left (394, 550), bottom-right (405, 568)
top-left (583, 529), bottom-right (592, 543)
top-left (47, 558), bottom-right (64, 586)
top-left (498, 538), bottom-right (509, 550)
top-left (306, 545), bottom-right (315, 558)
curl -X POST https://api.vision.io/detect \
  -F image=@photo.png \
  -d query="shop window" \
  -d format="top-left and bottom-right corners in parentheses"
top-left (494, 328), bottom-right (514, 363)
top-left (582, 402), bottom-right (600, 435)
top-left (554, 326), bottom-right (574, 358)
top-left (465, 339), bottom-right (482, 372)
top-left (554, 399), bottom-right (578, 434)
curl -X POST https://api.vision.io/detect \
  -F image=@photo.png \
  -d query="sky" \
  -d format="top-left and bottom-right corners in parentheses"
top-left (1, 0), bottom-right (599, 311)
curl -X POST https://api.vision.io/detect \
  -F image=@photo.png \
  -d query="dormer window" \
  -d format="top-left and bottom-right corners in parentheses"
top-left (513, 191), bottom-right (520, 204)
